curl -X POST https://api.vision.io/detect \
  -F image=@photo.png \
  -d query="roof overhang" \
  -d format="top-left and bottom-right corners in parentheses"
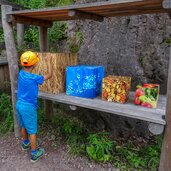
top-left (5, 0), bottom-right (170, 27)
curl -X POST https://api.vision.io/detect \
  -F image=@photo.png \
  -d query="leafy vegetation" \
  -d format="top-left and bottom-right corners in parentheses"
top-left (9, 0), bottom-right (73, 9)
top-left (67, 31), bottom-right (84, 53)
top-left (164, 37), bottom-right (171, 45)
top-left (0, 94), bottom-right (14, 135)
top-left (5, 0), bottom-right (74, 53)
top-left (0, 0), bottom-right (84, 53)
top-left (0, 28), bottom-right (4, 43)
top-left (0, 93), bottom-right (162, 170)
top-left (38, 104), bottom-right (161, 171)
top-left (86, 132), bottom-right (113, 162)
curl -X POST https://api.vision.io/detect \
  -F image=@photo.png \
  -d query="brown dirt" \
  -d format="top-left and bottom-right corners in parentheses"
top-left (0, 133), bottom-right (117, 171)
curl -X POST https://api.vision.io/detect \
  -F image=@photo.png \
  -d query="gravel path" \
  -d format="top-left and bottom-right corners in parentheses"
top-left (0, 133), bottom-right (117, 171)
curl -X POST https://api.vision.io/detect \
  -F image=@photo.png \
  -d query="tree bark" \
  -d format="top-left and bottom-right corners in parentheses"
top-left (39, 26), bottom-right (53, 119)
top-left (159, 45), bottom-right (171, 171)
top-left (1, 5), bottom-right (20, 138)
top-left (17, 23), bottom-right (24, 48)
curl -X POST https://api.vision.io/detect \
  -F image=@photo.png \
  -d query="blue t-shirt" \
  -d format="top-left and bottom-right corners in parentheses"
top-left (17, 70), bottom-right (44, 107)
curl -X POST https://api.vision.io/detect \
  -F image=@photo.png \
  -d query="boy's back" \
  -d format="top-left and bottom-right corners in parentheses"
top-left (17, 69), bottom-right (44, 107)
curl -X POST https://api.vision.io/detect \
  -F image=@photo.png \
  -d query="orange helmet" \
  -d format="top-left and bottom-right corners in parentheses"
top-left (20, 51), bottom-right (40, 67)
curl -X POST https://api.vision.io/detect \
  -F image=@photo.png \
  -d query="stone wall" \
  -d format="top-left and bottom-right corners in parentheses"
top-left (64, 0), bottom-right (171, 137)
top-left (68, 0), bottom-right (171, 94)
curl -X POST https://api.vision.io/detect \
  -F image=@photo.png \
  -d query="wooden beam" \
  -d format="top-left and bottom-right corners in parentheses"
top-left (39, 26), bottom-right (53, 119)
top-left (7, 15), bottom-right (53, 27)
top-left (68, 10), bottom-right (104, 22)
top-left (159, 45), bottom-right (171, 170)
top-left (1, 5), bottom-right (20, 138)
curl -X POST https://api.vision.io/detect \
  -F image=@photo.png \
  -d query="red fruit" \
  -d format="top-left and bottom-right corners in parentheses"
top-left (141, 102), bottom-right (152, 108)
top-left (146, 104), bottom-right (153, 108)
top-left (135, 88), bottom-right (145, 97)
top-left (134, 97), bottom-right (141, 105)
top-left (141, 102), bottom-right (148, 107)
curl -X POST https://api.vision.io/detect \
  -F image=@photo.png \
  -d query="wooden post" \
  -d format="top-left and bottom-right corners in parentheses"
top-left (159, 45), bottom-right (171, 170)
top-left (1, 5), bottom-right (20, 138)
top-left (17, 23), bottom-right (24, 48)
top-left (39, 26), bottom-right (48, 51)
top-left (39, 26), bottom-right (53, 119)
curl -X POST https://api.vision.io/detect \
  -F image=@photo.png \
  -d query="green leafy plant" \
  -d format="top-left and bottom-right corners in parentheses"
top-left (10, 0), bottom-right (73, 9)
top-left (86, 132), bottom-right (113, 162)
top-left (0, 94), bottom-right (14, 135)
top-left (48, 22), bottom-right (68, 43)
top-left (51, 113), bottom-right (86, 155)
top-left (9, 0), bottom-right (72, 53)
top-left (0, 28), bottom-right (4, 43)
top-left (67, 31), bottom-right (84, 53)
top-left (24, 26), bottom-right (39, 51)
top-left (164, 38), bottom-right (171, 45)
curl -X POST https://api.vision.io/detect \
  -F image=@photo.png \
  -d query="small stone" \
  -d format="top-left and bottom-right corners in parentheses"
top-left (89, 164), bottom-right (93, 168)
top-left (51, 135), bottom-right (56, 140)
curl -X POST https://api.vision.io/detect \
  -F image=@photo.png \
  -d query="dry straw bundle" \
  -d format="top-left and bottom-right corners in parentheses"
top-left (32, 53), bottom-right (77, 94)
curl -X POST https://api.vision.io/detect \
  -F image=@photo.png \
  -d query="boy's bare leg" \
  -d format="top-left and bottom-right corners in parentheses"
top-left (21, 128), bottom-right (28, 140)
top-left (30, 134), bottom-right (37, 150)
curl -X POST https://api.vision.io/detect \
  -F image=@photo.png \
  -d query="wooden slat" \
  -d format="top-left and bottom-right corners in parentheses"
top-left (7, 0), bottom-right (166, 22)
top-left (37, 91), bottom-right (166, 125)
top-left (9, 0), bottom-right (162, 15)
top-left (7, 15), bottom-right (53, 27)
top-left (68, 10), bottom-right (104, 22)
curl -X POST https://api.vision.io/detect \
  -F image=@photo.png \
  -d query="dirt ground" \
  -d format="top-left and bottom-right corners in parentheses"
top-left (0, 133), bottom-right (117, 171)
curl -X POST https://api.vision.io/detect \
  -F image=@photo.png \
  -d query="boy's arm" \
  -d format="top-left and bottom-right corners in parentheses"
top-left (44, 54), bottom-right (52, 81)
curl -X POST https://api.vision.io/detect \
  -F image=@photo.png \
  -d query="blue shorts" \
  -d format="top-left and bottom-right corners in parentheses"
top-left (16, 101), bottom-right (37, 134)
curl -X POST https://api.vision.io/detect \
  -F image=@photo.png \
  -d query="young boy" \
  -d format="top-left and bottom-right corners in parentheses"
top-left (16, 51), bottom-right (52, 163)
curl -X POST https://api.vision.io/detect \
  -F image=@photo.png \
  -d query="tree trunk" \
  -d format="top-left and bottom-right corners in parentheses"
top-left (159, 45), bottom-right (171, 171)
top-left (39, 26), bottom-right (53, 119)
top-left (1, 5), bottom-right (20, 138)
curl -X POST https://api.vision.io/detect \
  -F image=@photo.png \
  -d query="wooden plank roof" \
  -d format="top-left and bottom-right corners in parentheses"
top-left (7, 0), bottom-right (167, 25)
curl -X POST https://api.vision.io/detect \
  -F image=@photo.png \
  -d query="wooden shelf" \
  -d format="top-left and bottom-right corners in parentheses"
top-left (38, 91), bottom-right (166, 125)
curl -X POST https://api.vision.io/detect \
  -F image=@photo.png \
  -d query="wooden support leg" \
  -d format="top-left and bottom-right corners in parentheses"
top-left (159, 45), bottom-right (171, 171)
top-left (1, 5), bottom-right (20, 138)
top-left (17, 23), bottom-right (24, 48)
top-left (39, 26), bottom-right (53, 119)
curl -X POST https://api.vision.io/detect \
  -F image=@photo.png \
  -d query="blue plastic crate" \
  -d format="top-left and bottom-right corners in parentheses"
top-left (66, 65), bottom-right (105, 98)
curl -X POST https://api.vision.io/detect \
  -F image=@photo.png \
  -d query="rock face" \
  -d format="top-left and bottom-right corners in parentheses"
top-left (69, 0), bottom-right (171, 94)
top-left (65, 0), bottom-right (171, 137)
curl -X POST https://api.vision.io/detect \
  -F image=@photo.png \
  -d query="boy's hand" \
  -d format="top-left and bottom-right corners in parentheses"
top-left (44, 54), bottom-right (52, 81)
top-left (45, 54), bottom-right (52, 62)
